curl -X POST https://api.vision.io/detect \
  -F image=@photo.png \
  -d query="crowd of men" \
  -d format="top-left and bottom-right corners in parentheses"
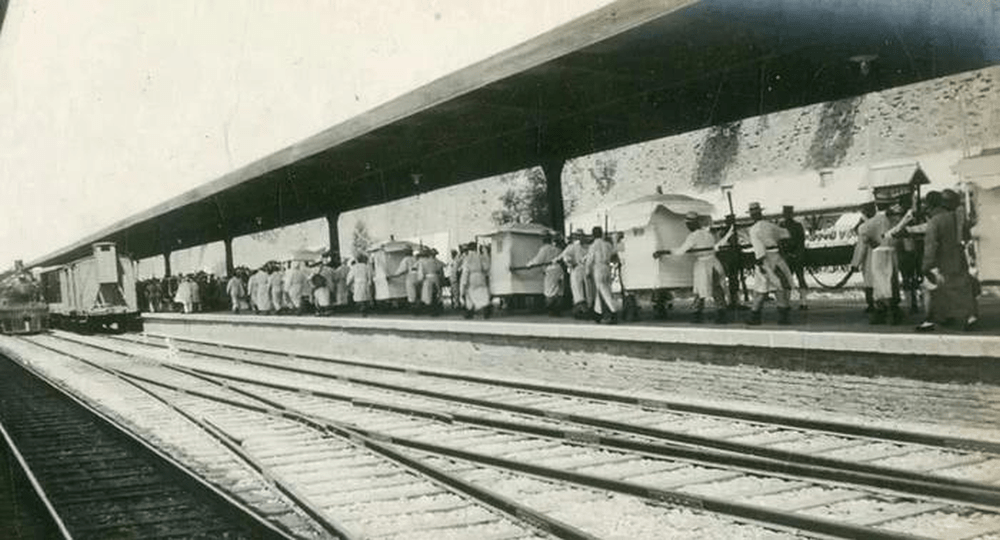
top-left (138, 272), bottom-right (228, 314)
top-left (137, 189), bottom-right (980, 332)
top-left (850, 188), bottom-right (978, 331)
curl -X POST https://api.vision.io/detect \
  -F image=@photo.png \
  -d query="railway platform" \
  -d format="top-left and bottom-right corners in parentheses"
top-left (141, 295), bottom-right (1000, 382)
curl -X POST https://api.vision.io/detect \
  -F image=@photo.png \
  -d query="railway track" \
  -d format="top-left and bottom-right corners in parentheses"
top-left (114, 332), bottom-right (1000, 486)
top-left (17, 331), bottom-right (1000, 539)
top-left (0, 350), bottom-right (309, 539)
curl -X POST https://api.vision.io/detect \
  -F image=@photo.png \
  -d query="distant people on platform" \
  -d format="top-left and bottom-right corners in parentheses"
top-left (227, 271), bottom-right (248, 313)
top-left (143, 279), bottom-right (163, 313)
top-left (461, 242), bottom-right (492, 319)
top-left (269, 264), bottom-right (285, 314)
top-left (511, 233), bottom-right (565, 316)
top-left (174, 275), bottom-right (195, 314)
top-left (447, 248), bottom-right (464, 310)
top-left (346, 254), bottom-right (374, 315)
top-left (852, 198), bottom-right (908, 325)
top-left (282, 261), bottom-right (309, 314)
top-left (851, 201), bottom-right (879, 314)
top-left (585, 226), bottom-right (622, 325)
top-left (331, 257), bottom-right (350, 309)
top-left (916, 190), bottom-right (978, 332)
top-left (312, 255), bottom-right (337, 315)
top-left (717, 214), bottom-right (749, 311)
top-left (779, 205), bottom-right (809, 310)
top-left (249, 266), bottom-right (271, 314)
top-left (654, 211), bottom-right (728, 324)
top-left (557, 229), bottom-right (594, 319)
top-left (390, 248), bottom-right (422, 312)
top-left (745, 201), bottom-right (794, 325)
top-left (417, 248), bottom-right (446, 315)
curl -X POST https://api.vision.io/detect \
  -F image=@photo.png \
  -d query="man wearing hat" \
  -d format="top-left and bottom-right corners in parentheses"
top-left (917, 190), bottom-right (978, 331)
top-left (556, 229), bottom-right (594, 319)
top-left (851, 200), bottom-right (905, 324)
top-left (346, 253), bottom-right (373, 315)
top-left (461, 242), bottom-right (492, 319)
top-left (779, 205), bottom-right (809, 310)
top-left (512, 233), bottom-right (564, 316)
top-left (584, 226), bottom-right (622, 324)
top-left (390, 247), bottom-right (422, 311)
top-left (654, 211), bottom-right (728, 323)
top-left (417, 247), bottom-right (446, 315)
top-left (746, 201), bottom-right (795, 325)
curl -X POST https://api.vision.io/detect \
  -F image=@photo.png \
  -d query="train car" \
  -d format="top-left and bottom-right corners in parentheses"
top-left (368, 240), bottom-right (421, 307)
top-left (0, 261), bottom-right (49, 334)
top-left (39, 242), bottom-right (141, 332)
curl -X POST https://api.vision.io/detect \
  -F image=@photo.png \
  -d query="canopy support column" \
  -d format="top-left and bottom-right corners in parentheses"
top-left (541, 159), bottom-right (565, 233)
top-left (224, 237), bottom-right (234, 276)
top-left (163, 252), bottom-right (172, 278)
top-left (326, 213), bottom-right (339, 260)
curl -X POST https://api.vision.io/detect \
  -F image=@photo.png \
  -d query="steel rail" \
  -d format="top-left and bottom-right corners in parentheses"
top-left (9, 337), bottom-right (328, 540)
top-left (162, 360), bottom-right (1000, 510)
top-left (29, 335), bottom-right (599, 540)
top-left (73, 333), bottom-right (1000, 507)
top-left (121, 331), bottom-right (1000, 455)
top-left (109, 360), bottom-right (940, 540)
top-left (112, 364), bottom-right (601, 540)
top-left (0, 417), bottom-right (74, 540)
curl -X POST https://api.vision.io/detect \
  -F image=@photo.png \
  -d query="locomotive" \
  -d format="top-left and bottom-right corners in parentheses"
top-left (39, 242), bottom-right (141, 332)
top-left (0, 260), bottom-right (49, 334)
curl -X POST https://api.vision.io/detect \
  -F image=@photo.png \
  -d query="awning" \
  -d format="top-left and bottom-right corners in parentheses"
top-left (609, 194), bottom-right (714, 231)
top-left (861, 161), bottom-right (931, 190)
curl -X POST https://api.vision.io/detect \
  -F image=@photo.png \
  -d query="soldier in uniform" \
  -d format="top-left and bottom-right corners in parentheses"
top-left (417, 248), bottom-right (446, 315)
top-left (268, 263), bottom-right (285, 314)
top-left (346, 254), bottom-right (374, 315)
top-left (746, 202), bottom-right (794, 325)
top-left (779, 205), bottom-right (809, 310)
top-left (584, 226), bottom-right (622, 324)
top-left (855, 200), bottom-right (909, 324)
top-left (390, 248), bottom-right (422, 311)
top-left (248, 266), bottom-right (272, 313)
top-left (716, 214), bottom-right (748, 311)
top-left (556, 230), bottom-right (593, 319)
top-left (511, 234), bottom-right (564, 316)
top-left (851, 201), bottom-right (879, 314)
top-left (461, 242), bottom-right (492, 319)
top-left (225, 272), bottom-right (245, 313)
top-left (654, 211), bottom-right (728, 323)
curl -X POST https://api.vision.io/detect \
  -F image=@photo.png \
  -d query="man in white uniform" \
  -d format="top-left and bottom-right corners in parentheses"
top-left (248, 266), bottom-right (271, 313)
top-left (556, 230), bottom-right (593, 319)
top-left (654, 211), bottom-right (728, 323)
top-left (585, 226), bottom-right (621, 324)
top-left (417, 248), bottom-right (446, 315)
top-left (746, 202), bottom-right (794, 325)
top-left (512, 234), bottom-right (564, 316)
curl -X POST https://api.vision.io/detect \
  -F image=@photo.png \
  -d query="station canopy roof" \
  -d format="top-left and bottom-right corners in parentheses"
top-left (30, 0), bottom-right (1000, 267)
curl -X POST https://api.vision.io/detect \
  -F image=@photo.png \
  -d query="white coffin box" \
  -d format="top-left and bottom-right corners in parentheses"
top-left (610, 194), bottom-right (715, 291)
top-left (368, 240), bottom-right (420, 301)
top-left (484, 223), bottom-right (555, 296)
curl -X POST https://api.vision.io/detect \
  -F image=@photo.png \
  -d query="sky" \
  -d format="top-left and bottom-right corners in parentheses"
top-left (0, 0), bottom-right (615, 267)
